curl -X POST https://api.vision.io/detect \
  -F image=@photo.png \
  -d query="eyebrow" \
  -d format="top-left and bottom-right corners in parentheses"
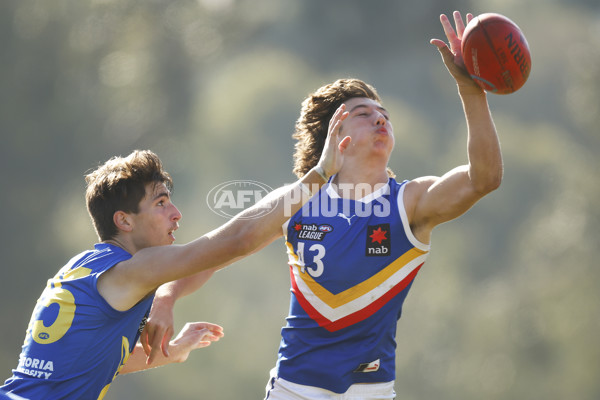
top-left (349, 103), bottom-right (389, 115)
top-left (152, 191), bottom-right (170, 201)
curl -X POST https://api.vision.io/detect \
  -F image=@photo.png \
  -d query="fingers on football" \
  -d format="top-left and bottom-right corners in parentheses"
top-left (453, 11), bottom-right (466, 39)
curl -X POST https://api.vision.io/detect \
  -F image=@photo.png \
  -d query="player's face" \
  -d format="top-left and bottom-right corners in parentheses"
top-left (339, 97), bottom-right (394, 160)
top-left (130, 182), bottom-right (182, 249)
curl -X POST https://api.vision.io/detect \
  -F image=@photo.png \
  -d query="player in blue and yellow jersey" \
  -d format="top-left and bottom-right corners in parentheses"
top-left (2, 113), bottom-right (349, 399)
top-left (144, 11), bottom-right (502, 399)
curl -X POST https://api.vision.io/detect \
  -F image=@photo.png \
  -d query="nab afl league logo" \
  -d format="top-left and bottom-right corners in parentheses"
top-left (292, 221), bottom-right (333, 241)
top-left (366, 224), bottom-right (391, 256)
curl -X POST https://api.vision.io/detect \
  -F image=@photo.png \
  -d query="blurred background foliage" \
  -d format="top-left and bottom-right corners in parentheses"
top-left (1, 0), bottom-right (599, 399)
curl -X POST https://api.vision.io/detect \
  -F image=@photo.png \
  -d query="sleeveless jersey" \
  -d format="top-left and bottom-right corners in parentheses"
top-left (1, 243), bottom-right (154, 400)
top-left (274, 178), bottom-right (430, 393)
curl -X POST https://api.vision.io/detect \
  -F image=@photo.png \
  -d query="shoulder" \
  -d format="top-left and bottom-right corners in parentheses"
top-left (403, 176), bottom-right (438, 212)
top-left (402, 176), bottom-right (440, 243)
top-left (80, 244), bottom-right (132, 273)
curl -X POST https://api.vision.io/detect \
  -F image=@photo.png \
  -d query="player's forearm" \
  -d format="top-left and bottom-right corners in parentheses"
top-left (205, 166), bottom-right (327, 257)
top-left (154, 269), bottom-right (216, 305)
top-left (461, 92), bottom-right (503, 193)
top-left (131, 166), bottom-right (329, 293)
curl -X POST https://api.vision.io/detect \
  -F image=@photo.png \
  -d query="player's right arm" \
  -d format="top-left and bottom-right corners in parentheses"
top-left (97, 105), bottom-right (350, 313)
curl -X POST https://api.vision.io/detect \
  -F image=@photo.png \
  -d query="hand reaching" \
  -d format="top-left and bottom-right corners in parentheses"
top-left (430, 11), bottom-right (483, 95)
top-left (141, 296), bottom-right (175, 364)
top-left (167, 322), bottom-right (224, 363)
top-left (316, 104), bottom-right (352, 179)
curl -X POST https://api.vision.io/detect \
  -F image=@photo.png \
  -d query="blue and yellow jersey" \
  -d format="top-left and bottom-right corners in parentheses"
top-left (275, 178), bottom-right (430, 393)
top-left (2, 243), bottom-right (153, 400)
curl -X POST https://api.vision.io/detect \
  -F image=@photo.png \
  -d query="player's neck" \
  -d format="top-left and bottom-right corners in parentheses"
top-left (103, 237), bottom-right (137, 255)
top-left (332, 166), bottom-right (389, 200)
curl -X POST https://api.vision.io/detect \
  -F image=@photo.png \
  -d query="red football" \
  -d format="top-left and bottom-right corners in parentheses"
top-left (461, 13), bottom-right (531, 94)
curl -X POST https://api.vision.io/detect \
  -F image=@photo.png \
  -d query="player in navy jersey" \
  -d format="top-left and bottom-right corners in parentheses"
top-left (2, 115), bottom-right (348, 399)
top-left (263, 12), bottom-right (502, 399)
top-left (145, 11), bottom-right (503, 399)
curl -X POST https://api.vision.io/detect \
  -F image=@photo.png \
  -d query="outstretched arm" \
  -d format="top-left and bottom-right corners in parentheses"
top-left (136, 105), bottom-right (350, 363)
top-left (97, 104), bottom-right (351, 362)
top-left (408, 11), bottom-right (503, 243)
top-left (139, 105), bottom-right (351, 363)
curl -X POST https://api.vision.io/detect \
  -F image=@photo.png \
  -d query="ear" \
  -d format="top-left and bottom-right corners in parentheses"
top-left (113, 211), bottom-right (134, 233)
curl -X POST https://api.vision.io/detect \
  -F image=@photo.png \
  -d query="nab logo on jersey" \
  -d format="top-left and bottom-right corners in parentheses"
top-left (366, 224), bottom-right (391, 256)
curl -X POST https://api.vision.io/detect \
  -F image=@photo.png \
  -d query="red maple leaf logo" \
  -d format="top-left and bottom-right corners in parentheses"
top-left (369, 227), bottom-right (387, 244)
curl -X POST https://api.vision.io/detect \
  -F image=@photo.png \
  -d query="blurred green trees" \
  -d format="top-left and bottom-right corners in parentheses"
top-left (1, 1), bottom-right (598, 399)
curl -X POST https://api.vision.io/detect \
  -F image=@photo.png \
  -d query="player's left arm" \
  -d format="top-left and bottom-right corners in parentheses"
top-left (140, 244), bottom-right (272, 361)
top-left (139, 269), bottom-right (215, 362)
top-left (120, 322), bottom-right (224, 374)
top-left (409, 11), bottom-right (503, 240)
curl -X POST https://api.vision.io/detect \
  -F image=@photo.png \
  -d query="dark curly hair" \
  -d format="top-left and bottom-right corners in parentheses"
top-left (292, 78), bottom-right (394, 178)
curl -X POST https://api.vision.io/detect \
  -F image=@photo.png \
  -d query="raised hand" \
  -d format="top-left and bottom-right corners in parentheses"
top-left (316, 104), bottom-right (351, 179)
top-left (430, 11), bottom-right (483, 94)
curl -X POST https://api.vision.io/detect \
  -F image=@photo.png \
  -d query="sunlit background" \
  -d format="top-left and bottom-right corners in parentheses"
top-left (1, 0), bottom-right (599, 399)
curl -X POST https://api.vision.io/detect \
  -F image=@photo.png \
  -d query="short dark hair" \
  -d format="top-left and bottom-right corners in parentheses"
top-left (85, 150), bottom-right (173, 241)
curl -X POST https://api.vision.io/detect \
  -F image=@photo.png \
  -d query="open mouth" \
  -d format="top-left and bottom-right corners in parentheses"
top-left (168, 229), bottom-right (176, 242)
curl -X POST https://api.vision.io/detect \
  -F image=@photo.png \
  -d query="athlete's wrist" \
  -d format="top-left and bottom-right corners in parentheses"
top-left (314, 164), bottom-right (329, 182)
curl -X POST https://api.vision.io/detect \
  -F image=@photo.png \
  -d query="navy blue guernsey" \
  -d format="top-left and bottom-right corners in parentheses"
top-left (274, 178), bottom-right (430, 393)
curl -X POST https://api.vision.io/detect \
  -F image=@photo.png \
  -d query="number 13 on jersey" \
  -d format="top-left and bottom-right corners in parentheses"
top-left (296, 243), bottom-right (326, 278)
